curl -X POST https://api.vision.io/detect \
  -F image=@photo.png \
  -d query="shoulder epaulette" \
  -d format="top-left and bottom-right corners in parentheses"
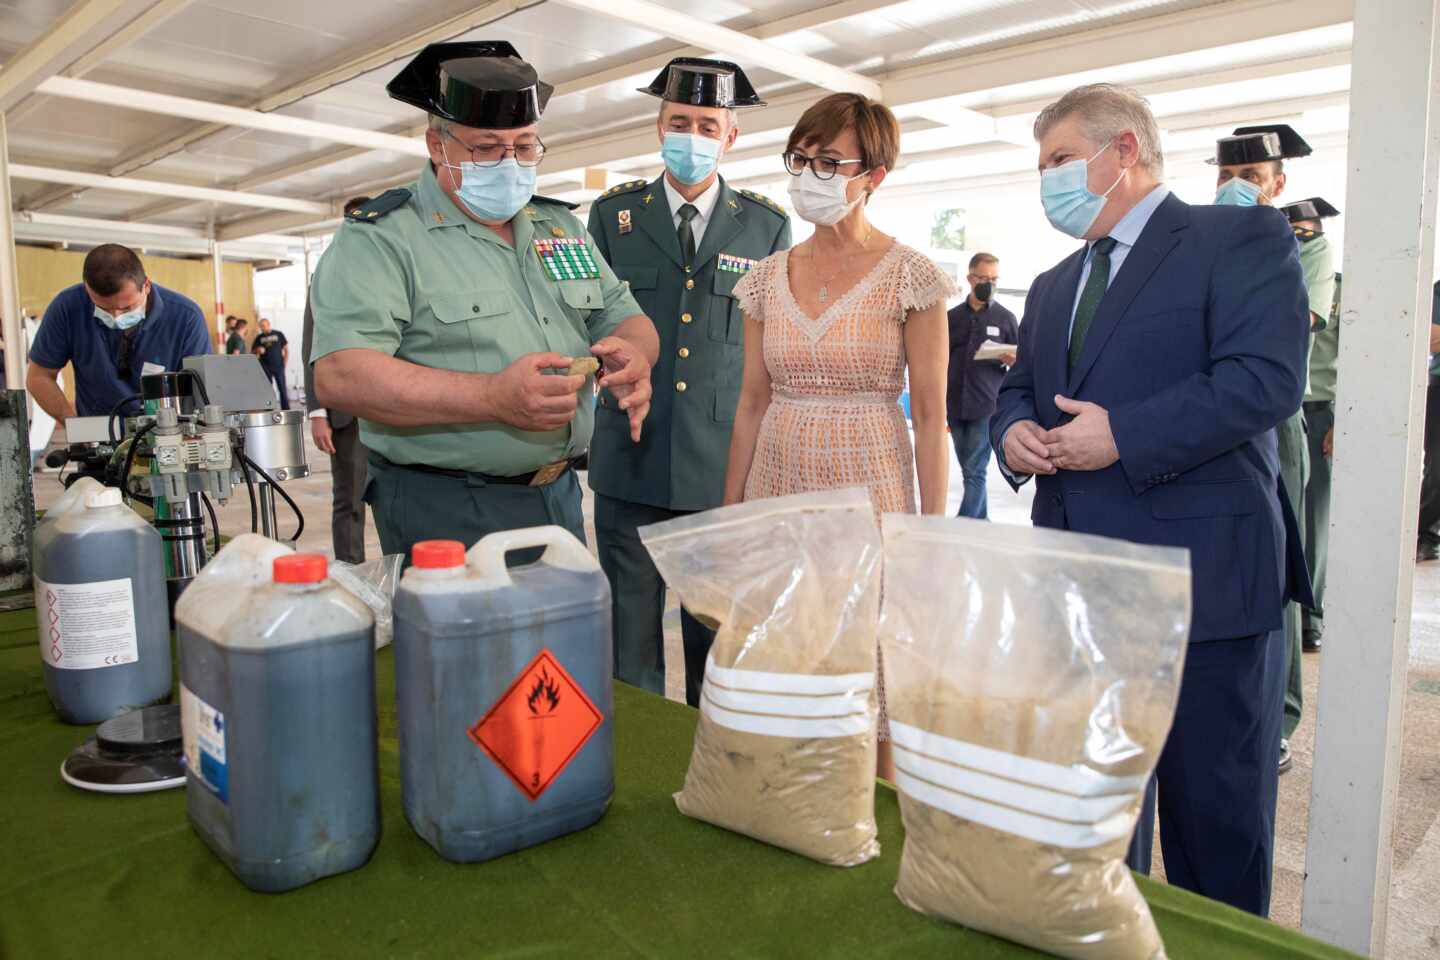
top-left (738, 188), bottom-right (786, 217)
top-left (344, 188), bottom-right (411, 223)
top-left (596, 180), bottom-right (648, 202)
top-left (531, 194), bottom-right (580, 210)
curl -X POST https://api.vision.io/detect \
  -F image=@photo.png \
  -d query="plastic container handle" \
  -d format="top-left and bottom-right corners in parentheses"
top-left (468, 525), bottom-right (598, 585)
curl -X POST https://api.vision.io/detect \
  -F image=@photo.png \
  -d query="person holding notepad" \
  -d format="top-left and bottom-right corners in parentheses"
top-left (945, 252), bottom-right (1018, 519)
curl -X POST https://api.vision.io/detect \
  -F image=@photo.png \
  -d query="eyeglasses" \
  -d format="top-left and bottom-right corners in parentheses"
top-left (782, 151), bottom-right (866, 180)
top-left (444, 130), bottom-right (547, 167)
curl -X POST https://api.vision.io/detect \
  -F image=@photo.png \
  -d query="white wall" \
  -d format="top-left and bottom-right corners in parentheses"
top-left (252, 262), bottom-right (309, 407)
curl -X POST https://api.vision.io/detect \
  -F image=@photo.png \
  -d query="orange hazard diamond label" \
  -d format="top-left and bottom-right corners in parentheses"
top-left (468, 648), bottom-right (603, 801)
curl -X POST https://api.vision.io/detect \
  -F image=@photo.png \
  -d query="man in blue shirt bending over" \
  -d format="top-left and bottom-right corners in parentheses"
top-left (26, 244), bottom-right (212, 422)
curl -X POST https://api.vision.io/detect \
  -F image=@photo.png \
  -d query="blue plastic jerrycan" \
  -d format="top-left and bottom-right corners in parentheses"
top-left (394, 526), bottom-right (614, 863)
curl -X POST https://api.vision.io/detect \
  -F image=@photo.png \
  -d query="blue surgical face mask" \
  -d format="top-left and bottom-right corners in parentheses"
top-left (442, 144), bottom-right (536, 223)
top-left (94, 300), bottom-right (145, 331)
top-left (1040, 140), bottom-right (1124, 239)
top-left (1215, 177), bottom-right (1264, 207)
top-left (661, 132), bottom-right (723, 185)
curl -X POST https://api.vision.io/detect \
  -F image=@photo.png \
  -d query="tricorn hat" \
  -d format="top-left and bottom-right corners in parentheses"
top-left (387, 41), bottom-right (553, 128)
top-left (638, 57), bottom-right (765, 108)
top-left (1210, 123), bottom-right (1312, 166)
top-left (1279, 197), bottom-right (1340, 223)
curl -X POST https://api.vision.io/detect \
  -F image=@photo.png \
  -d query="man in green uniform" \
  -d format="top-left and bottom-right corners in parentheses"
top-left (1213, 124), bottom-right (1318, 772)
top-left (587, 58), bottom-right (791, 705)
top-left (309, 42), bottom-right (658, 560)
top-left (1286, 198), bottom-right (1341, 656)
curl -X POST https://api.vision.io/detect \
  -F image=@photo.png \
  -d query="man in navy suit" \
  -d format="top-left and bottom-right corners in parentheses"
top-left (991, 83), bottom-right (1310, 917)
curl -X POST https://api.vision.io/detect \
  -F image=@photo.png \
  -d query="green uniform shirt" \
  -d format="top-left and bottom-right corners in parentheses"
top-left (309, 163), bottom-right (641, 475)
top-left (1299, 232), bottom-right (1338, 401)
top-left (585, 175), bottom-right (791, 511)
top-left (1296, 231), bottom-right (1336, 402)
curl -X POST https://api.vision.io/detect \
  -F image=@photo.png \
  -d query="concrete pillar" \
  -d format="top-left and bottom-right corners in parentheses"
top-left (1302, 0), bottom-right (1440, 954)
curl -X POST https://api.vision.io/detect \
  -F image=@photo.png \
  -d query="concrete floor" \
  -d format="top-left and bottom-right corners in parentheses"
top-left (31, 430), bottom-right (1440, 956)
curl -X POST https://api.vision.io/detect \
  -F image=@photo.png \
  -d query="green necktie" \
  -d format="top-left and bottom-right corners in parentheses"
top-left (677, 203), bottom-right (700, 267)
top-left (1068, 236), bottom-right (1118, 370)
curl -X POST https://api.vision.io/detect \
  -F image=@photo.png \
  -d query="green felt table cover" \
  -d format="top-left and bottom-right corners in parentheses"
top-left (0, 607), bottom-right (1360, 959)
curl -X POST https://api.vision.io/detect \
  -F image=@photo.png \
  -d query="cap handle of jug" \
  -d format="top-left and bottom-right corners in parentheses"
top-left (468, 525), bottom-right (597, 585)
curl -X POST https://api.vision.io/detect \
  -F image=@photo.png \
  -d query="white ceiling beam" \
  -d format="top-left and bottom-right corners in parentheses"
top-left (1157, 91), bottom-right (1349, 133)
top-left (11, 164), bottom-right (330, 215)
top-left (14, 211), bottom-right (299, 246)
top-left (904, 104), bottom-right (1031, 146)
top-left (547, 0), bottom-right (882, 99)
top-left (21, 0), bottom-right (537, 215)
top-left (222, 4), bottom-right (1360, 231)
top-left (102, 0), bottom-right (539, 179)
top-left (217, 210), bottom-right (341, 242)
top-left (525, 0), bottom-right (1356, 186)
top-left (17, 210), bottom-right (207, 237)
top-left (0, 0), bottom-right (152, 111)
top-left (37, 76), bottom-right (431, 157)
top-left (879, 0), bottom-right (1353, 107)
top-left (12, 220), bottom-right (300, 261)
top-left (986, 50), bottom-right (1353, 119)
top-left (550, 0), bottom-right (907, 97)
top-left (135, 0), bottom-right (1354, 236)
top-left (110, 0), bottom-right (912, 226)
top-left (123, 121), bottom-right (429, 222)
top-left (5, 0), bottom-right (194, 123)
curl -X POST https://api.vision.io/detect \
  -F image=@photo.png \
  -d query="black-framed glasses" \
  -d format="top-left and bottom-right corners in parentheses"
top-left (444, 129), bottom-right (546, 167)
top-left (782, 151), bottom-right (865, 180)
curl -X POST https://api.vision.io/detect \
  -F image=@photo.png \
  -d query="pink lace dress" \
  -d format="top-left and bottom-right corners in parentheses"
top-left (733, 242), bottom-right (957, 515)
top-left (733, 242), bottom-right (956, 743)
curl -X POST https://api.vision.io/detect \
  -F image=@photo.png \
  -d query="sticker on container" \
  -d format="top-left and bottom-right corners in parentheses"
top-left (35, 577), bottom-right (138, 671)
top-left (468, 648), bottom-right (603, 802)
top-left (181, 685), bottom-right (229, 803)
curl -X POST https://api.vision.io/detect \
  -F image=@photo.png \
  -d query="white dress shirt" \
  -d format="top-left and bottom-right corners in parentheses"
top-left (1068, 184), bottom-right (1171, 337)
top-left (663, 175), bottom-right (722, 250)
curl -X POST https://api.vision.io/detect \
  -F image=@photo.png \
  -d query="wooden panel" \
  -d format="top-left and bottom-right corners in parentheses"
top-left (14, 245), bottom-right (255, 403)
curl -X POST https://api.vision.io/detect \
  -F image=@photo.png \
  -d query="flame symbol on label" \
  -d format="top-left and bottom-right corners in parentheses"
top-left (526, 669), bottom-right (561, 714)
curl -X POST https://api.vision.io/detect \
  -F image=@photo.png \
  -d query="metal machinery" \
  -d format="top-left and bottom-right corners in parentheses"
top-left (53, 354), bottom-right (308, 607)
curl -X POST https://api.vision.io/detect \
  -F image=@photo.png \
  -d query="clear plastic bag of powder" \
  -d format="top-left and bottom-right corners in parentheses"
top-left (330, 554), bottom-right (403, 649)
top-left (879, 515), bottom-right (1191, 960)
top-left (640, 487), bottom-right (882, 866)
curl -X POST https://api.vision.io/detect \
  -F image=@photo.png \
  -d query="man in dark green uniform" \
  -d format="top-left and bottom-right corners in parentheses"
top-left (1286, 198), bottom-right (1341, 656)
top-left (587, 58), bottom-right (791, 705)
top-left (1213, 124), bottom-right (1320, 772)
top-left (309, 42), bottom-right (658, 561)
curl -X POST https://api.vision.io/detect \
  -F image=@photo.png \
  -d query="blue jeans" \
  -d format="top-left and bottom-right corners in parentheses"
top-left (950, 417), bottom-right (992, 519)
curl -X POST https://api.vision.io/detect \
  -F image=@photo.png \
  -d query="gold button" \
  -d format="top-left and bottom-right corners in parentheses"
top-left (681, 312), bottom-right (692, 324)
top-left (685, 279), bottom-right (695, 290)
top-left (676, 381), bottom-right (688, 393)
top-left (678, 347), bottom-right (690, 358)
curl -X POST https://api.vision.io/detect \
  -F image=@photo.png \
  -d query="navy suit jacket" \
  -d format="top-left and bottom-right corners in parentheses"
top-left (991, 193), bottom-right (1311, 642)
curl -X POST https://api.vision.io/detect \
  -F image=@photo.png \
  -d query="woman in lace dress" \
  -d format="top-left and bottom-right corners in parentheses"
top-left (722, 94), bottom-right (954, 779)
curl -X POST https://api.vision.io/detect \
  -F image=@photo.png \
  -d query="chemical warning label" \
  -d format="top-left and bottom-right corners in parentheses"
top-left (34, 577), bottom-right (138, 671)
top-left (468, 648), bottom-right (603, 802)
top-left (181, 685), bottom-right (229, 803)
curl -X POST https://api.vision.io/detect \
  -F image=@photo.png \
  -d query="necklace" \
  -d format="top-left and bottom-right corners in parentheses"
top-left (810, 227), bottom-right (873, 302)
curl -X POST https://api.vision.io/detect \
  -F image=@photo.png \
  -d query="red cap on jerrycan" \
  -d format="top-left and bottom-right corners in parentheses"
top-left (274, 554), bottom-right (328, 583)
top-left (412, 540), bottom-right (465, 569)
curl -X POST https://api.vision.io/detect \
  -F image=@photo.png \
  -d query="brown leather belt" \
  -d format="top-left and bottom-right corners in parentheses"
top-left (372, 454), bottom-right (583, 487)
